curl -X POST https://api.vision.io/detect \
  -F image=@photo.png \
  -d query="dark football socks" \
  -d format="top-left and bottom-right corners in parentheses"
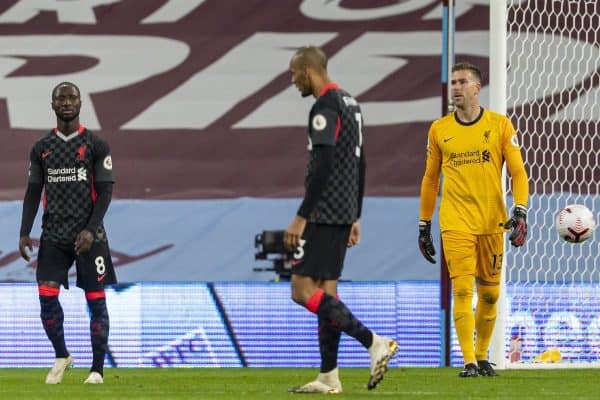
top-left (307, 289), bottom-right (373, 349)
top-left (86, 291), bottom-right (109, 376)
top-left (39, 285), bottom-right (69, 358)
top-left (318, 313), bottom-right (341, 372)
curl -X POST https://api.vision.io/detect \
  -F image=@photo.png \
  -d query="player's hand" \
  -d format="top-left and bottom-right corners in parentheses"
top-left (504, 205), bottom-right (527, 247)
top-left (347, 220), bottom-right (361, 247)
top-left (284, 215), bottom-right (307, 251)
top-left (418, 220), bottom-right (437, 264)
top-left (74, 229), bottom-right (94, 254)
top-left (19, 236), bottom-right (33, 262)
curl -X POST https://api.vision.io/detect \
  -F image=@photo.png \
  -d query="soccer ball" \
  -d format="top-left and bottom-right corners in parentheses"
top-left (555, 204), bottom-right (596, 243)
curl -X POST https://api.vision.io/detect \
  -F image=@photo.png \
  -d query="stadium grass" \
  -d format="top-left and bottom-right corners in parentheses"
top-left (1, 367), bottom-right (598, 399)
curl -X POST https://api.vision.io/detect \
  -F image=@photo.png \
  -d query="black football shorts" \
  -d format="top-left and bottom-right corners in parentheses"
top-left (291, 223), bottom-right (352, 280)
top-left (37, 239), bottom-right (117, 290)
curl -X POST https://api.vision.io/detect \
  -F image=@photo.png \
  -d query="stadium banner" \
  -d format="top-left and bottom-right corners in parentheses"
top-left (2, 196), bottom-right (596, 283)
top-left (0, 1), bottom-right (594, 202)
top-left (0, 197), bottom-right (438, 282)
top-left (1, 281), bottom-right (598, 368)
top-left (0, 0), bottom-right (495, 200)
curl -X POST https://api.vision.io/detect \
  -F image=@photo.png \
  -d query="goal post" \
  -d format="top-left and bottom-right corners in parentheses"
top-left (440, 0), bottom-right (455, 367)
top-left (488, 0), bottom-right (508, 370)
top-left (490, 0), bottom-right (600, 369)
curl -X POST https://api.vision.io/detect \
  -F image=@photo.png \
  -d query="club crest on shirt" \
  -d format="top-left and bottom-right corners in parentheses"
top-left (483, 130), bottom-right (490, 143)
top-left (76, 144), bottom-right (87, 161)
top-left (312, 114), bottom-right (327, 131)
top-left (103, 155), bottom-right (113, 170)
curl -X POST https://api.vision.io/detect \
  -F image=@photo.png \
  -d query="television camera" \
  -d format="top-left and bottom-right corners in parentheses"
top-left (253, 230), bottom-right (292, 281)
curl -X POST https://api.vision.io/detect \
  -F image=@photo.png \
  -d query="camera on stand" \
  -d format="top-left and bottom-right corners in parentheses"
top-left (253, 230), bottom-right (292, 282)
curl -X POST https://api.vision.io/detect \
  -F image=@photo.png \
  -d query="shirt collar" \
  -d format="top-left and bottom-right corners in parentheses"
top-left (319, 82), bottom-right (339, 97)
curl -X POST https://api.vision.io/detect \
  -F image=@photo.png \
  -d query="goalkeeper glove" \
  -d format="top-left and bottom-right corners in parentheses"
top-left (504, 205), bottom-right (527, 247)
top-left (418, 220), bottom-right (437, 264)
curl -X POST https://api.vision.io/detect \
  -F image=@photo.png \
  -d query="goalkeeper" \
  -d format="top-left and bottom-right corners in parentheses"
top-left (417, 62), bottom-right (529, 377)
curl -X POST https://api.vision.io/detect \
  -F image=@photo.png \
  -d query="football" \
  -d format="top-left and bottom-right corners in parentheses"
top-left (555, 204), bottom-right (596, 243)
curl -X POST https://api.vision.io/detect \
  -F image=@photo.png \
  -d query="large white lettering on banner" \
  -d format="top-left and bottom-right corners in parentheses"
top-left (0, 31), bottom-right (595, 130)
top-left (0, 35), bottom-right (188, 129)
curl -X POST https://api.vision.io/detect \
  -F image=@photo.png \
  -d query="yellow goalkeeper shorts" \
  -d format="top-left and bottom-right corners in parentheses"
top-left (441, 231), bottom-right (504, 284)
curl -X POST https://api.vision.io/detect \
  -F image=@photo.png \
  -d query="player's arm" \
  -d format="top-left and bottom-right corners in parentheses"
top-left (296, 145), bottom-right (335, 219)
top-left (19, 147), bottom-right (44, 261)
top-left (284, 106), bottom-right (338, 251)
top-left (418, 125), bottom-right (442, 263)
top-left (348, 145), bottom-right (366, 247)
top-left (503, 126), bottom-right (529, 247)
top-left (75, 138), bottom-right (115, 254)
top-left (356, 128), bottom-right (366, 219)
top-left (87, 138), bottom-right (115, 232)
top-left (85, 182), bottom-right (113, 233)
top-left (505, 143), bottom-right (528, 209)
top-left (284, 145), bottom-right (334, 250)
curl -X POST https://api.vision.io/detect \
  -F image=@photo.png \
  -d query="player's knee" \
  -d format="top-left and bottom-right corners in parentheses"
top-left (290, 290), bottom-right (304, 305)
top-left (452, 276), bottom-right (474, 299)
top-left (290, 275), bottom-right (319, 306)
top-left (480, 292), bottom-right (498, 305)
top-left (478, 285), bottom-right (500, 305)
top-left (290, 285), bottom-right (310, 305)
top-left (453, 288), bottom-right (471, 298)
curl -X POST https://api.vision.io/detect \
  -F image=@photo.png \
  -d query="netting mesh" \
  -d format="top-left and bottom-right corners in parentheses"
top-left (504, 0), bottom-right (600, 365)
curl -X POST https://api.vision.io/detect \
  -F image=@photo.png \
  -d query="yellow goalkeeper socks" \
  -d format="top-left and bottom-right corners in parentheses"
top-left (452, 275), bottom-right (476, 365)
top-left (475, 283), bottom-right (500, 361)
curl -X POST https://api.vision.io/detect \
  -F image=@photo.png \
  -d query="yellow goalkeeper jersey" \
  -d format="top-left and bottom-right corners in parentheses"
top-left (419, 107), bottom-right (529, 234)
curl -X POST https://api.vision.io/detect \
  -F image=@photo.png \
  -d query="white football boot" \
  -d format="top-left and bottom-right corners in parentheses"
top-left (288, 367), bottom-right (342, 394)
top-left (84, 371), bottom-right (104, 384)
top-left (367, 333), bottom-right (398, 390)
top-left (45, 355), bottom-right (73, 384)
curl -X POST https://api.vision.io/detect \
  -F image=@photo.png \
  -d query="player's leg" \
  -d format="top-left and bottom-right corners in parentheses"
top-left (290, 224), bottom-right (396, 390)
top-left (75, 239), bottom-right (117, 384)
top-left (288, 224), bottom-right (345, 393)
top-left (310, 283), bottom-right (397, 391)
top-left (36, 241), bottom-right (74, 384)
top-left (289, 224), bottom-right (373, 349)
top-left (83, 289), bottom-right (108, 384)
top-left (302, 280), bottom-right (342, 393)
top-left (474, 233), bottom-right (503, 376)
top-left (319, 279), bottom-right (341, 377)
top-left (295, 279), bottom-right (343, 392)
top-left (289, 276), bottom-right (342, 394)
top-left (442, 231), bottom-right (478, 377)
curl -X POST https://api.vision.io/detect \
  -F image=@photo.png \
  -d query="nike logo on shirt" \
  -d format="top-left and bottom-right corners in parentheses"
top-left (443, 137), bottom-right (454, 143)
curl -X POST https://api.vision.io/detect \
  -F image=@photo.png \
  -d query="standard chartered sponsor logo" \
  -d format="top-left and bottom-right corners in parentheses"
top-left (449, 149), bottom-right (491, 167)
top-left (48, 167), bottom-right (76, 175)
top-left (449, 150), bottom-right (480, 159)
top-left (47, 167), bottom-right (87, 183)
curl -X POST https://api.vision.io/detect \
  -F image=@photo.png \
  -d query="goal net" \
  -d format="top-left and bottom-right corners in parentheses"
top-left (498, 0), bottom-right (600, 368)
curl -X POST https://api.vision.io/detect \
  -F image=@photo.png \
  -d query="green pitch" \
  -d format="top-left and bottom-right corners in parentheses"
top-left (0, 367), bottom-right (598, 399)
